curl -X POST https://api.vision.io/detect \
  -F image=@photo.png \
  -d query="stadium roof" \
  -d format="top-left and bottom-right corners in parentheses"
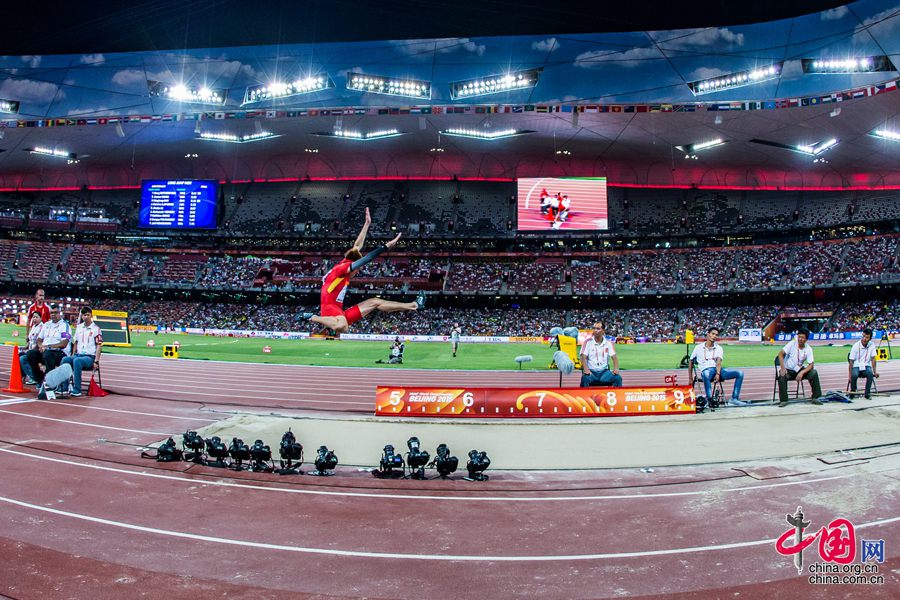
top-left (0, 1), bottom-right (899, 189)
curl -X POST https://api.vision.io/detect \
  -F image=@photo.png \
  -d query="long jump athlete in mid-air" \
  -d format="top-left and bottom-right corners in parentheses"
top-left (302, 208), bottom-right (424, 333)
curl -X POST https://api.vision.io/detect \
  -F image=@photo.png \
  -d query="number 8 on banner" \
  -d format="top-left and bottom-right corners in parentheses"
top-left (606, 391), bottom-right (617, 407)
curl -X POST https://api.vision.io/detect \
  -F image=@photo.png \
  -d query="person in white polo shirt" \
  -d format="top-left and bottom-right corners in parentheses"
top-left (579, 321), bottom-right (622, 387)
top-left (24, 302), bottom-right (71, 387)
top-left (688, 326), bottom-right (747, 406)
top-left (61, 306), bottom-right (103, 397)
top-left (848, 327), bottom-right (879, 399)
top-left (776, 328), bottom-right (822, 406)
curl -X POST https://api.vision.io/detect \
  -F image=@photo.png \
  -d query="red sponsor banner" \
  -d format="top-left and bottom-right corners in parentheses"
top-left (375, 386), bottom-right (695, 418)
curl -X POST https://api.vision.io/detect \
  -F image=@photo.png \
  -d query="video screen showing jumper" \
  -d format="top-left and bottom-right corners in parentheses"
top-left (516, 177), bottom-right (608, 231)
top-left (139, 180), bottom-right (218, 229)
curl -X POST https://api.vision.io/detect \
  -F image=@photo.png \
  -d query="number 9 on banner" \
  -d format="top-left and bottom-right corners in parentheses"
top-left (673, 390), bottom-right (685, 405)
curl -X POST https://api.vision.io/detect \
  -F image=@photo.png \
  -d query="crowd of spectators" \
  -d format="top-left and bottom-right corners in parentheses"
top-left (1, 234), bottom-right (897, 296)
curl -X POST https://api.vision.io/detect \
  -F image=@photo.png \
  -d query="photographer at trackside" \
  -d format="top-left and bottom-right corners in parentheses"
top-left (579, 321), bottom-right (622, 387)
top-left (61, 306), bottom-right (103, 397)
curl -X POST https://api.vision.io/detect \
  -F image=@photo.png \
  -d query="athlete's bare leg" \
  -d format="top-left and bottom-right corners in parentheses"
top-left (357, 297), bottom-right (418, 318)
top-left (308, 314), bottom-right (349, 333)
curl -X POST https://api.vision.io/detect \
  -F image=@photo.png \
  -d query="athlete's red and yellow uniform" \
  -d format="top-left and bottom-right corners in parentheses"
top-left (320, 259), bottom-right (363, 325)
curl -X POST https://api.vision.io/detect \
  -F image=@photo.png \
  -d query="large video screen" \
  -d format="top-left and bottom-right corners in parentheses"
top-left (139, 180), bottom-right (218, 229)
top-left (517, 177), bottom-right (608, 231)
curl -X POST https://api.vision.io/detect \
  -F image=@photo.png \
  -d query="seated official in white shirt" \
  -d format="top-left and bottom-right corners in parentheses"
top-left (24, 303), bottom-right (71, 386)
top-left (687, 326), bottom-right (747, 406)
top-left (20, 312), bottom-right (44, 385)
top-left (776, 328), bottom-right (823, 406)
top-left (848, 327), bottom-right (879, 399)
top-left (579, 321), bottom-right (622, 387)
top-left (61, 306), bottom-right (103, 397)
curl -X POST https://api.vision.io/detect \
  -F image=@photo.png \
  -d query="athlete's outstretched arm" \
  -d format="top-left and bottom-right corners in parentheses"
top-left (350, 233), bottom-right (402, 271)
top-left (353, 207), bottom-right (372, 250)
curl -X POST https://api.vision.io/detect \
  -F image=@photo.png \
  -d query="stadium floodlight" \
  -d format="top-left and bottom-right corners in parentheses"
top-left (148, 80), bottom-right (227, 105)
top-left (795, 138), bottom-right (838, 156)
top-left (198, 131), bottom-right (281, 143)
top-left (688, 62), bottom-right (782, 95)
top-left (346, 74), bottom-right (431, 99)
top-left (26, 147), bottom-right (79, 163)
top-left (801, 56), bottom-right (896, 74)
top-left (675, 138), bottom-right (727, 159)
top-left (316, 129), bottom-right (404, 141)
top-left (243, 75), bottom-right (333, 104)
top-left (871, 129), bottom-right (900, 142)
top-left (449, 68), bottom-right (542, 100)
top-left (0, 98), bottom-right (20, 114)
top-left (441, 128), bottom-right (532, 140)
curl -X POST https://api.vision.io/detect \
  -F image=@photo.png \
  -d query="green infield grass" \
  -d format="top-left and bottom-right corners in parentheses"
top-left (0, 323), bottom-right (863, 371)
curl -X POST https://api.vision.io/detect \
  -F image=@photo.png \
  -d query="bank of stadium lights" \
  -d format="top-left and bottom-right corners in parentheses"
top-left (304, 148), bottom-right (319, 153)
top-left (147, 80), bottom-right (227, 106)
top-left (795, 138), bottom-right (838, 156)
top-left (0, 98), bottom-right (20, 114)
top-left (323, 129), bottom-right (404, 141)
top-left (347, 74), bottom-right (431, 99)
top-left (441, 128), bottom-right (531, 140)
top-left (688, 63), bottom-right (782, 95)
top-left (675, 138), bottom-right (726, 159)
top-left (198, 131), bottom-right (281, 144)
top-left (871, 129), bottom-right (900, 142)
top-left (26, 147), bottom-right (80, 163)
top-left (449, 68), bottom-right (542, 100)
top-left (802, 55), bottom-right (896, 74)
top-left (555, 149), bottom-right (571, 156)
top-left (243, 76), bottom-right (334, 104)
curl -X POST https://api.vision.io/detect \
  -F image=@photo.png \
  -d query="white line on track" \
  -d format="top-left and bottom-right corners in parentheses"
top-left (36, 400), bottom-right (218, 423)
top-left (0, 409), bottom-right (173, 436)
top-left (1, 446), bottom-right (897, 503)
top-left (0, 493), bottom-right (896, 561)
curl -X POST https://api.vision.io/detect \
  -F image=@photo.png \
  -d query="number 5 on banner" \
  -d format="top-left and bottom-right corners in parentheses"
top-left (389, 390), bottom-right (404, 406)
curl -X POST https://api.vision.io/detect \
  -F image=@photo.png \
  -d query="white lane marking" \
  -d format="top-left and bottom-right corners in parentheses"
top-left (37, 400), bottom-right (218, 423)
top-left (0, 398), bottom-right (35, 407)
top-left (0, 493), bottom-right (897, 561)
top-left (0, 410), bottom-right (172, 436)
top-left (0, 446), bottom-right (897, 503)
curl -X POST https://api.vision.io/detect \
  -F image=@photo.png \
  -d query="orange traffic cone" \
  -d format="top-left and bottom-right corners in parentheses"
top-left (87, 373), bottom-right (108, 397)
top-left (3, 346), bottom-right (27, 393)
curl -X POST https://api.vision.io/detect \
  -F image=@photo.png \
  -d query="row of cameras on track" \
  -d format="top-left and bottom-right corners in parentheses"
top-left (151, 431), bottom-right (491, 481)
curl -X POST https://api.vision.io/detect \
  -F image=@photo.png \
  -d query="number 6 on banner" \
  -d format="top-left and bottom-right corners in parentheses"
top-left (462, 392), bottom-right (475, 407)
top-left (389, 390), bottom-right (404, 406)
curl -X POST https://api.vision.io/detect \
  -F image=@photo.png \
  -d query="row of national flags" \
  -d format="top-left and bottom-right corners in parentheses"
top-left (1, 80), bottom-right (895, 129)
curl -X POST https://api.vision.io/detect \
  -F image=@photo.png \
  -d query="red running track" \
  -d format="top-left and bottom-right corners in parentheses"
top-left (1, 349), bottom-right (896, 413)
top-left (0, 346), bottom-right (897, 598)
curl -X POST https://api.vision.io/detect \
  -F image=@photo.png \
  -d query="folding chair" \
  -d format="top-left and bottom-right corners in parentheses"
top-left (846, 352), bottom-right (878, 396)
top-left (691, 358), bottom-right (724, 409)
top-left (772, 357), bottom-right (807, 402)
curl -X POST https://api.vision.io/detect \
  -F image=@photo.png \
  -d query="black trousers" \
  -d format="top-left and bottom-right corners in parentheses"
top-left (25, 348), bottom-right (64, 384)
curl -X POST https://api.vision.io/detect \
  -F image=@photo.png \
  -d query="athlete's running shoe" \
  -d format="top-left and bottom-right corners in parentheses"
top-left (415, 294), bottom-right (426, 310)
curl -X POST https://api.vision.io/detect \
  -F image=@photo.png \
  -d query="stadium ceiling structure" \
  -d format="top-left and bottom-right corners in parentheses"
top-left (0, 0), bottom-right (899, 189)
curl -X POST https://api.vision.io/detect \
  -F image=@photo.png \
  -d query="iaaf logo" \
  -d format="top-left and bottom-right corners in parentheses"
top-left (775, 506), bottom-right (885, 575)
